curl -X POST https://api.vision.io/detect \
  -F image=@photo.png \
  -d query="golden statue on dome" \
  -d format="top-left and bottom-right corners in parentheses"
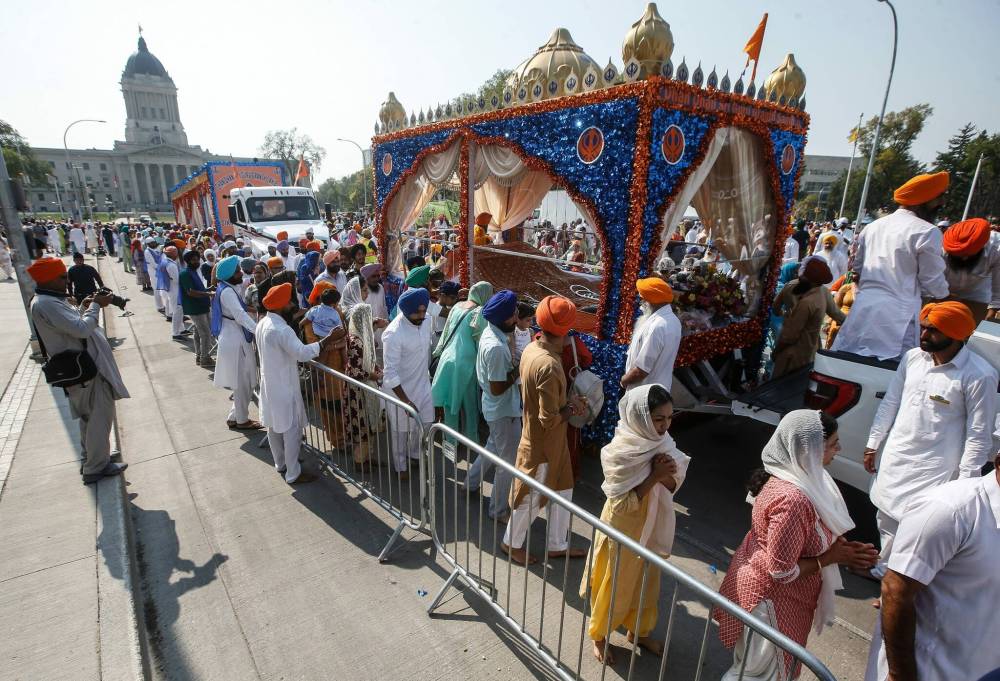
top-left (764, 54), bottom-right (806, 101)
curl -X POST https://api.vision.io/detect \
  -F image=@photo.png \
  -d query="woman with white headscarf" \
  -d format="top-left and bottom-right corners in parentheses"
top-left (715, 409), bottom-right (877, 680)
top-left (339, 274), bottom-right (366, 316)
top-left (580, 384), bottom-right (690, 665)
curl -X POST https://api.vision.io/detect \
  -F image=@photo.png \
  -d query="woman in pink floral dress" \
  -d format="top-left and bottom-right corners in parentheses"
top-left (715, 410), bottom-right (877, 680)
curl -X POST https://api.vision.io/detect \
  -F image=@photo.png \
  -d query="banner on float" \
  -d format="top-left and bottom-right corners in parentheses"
top-left (207, 163), bottom-right (285, 236)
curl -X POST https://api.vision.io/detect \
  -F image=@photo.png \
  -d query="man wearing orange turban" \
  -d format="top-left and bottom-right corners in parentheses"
top-left (941, 218), bottom-right (1000, 323)
top-left (29, 257), bottom-right (130, 484)
top-left (256, 281), bottom-right (337, 485)
top-left (621, 277), bottom-right (681, 392)
top-left (162, 245), bottom-right (187, 337)
top-left (266, 256), bottom-right (285, 275)
top-left (502, 295), bottom-right (588, 565)
top-left (863, 298), bottom-right (997, 581)
top-left (831, 171), bottom-right (950, 360)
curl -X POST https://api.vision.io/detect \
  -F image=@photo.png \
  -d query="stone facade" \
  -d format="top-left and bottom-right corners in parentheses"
top-left (26, 34), bottom-right (276, 217)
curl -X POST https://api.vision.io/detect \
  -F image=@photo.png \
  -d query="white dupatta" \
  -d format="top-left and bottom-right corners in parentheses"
top-left (600, 385), bottom-right (690, 556)
top-left (760, 409), bottom-right (854, 635)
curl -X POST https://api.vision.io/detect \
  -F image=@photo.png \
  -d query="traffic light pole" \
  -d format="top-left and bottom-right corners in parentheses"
top-left (0, 146), bottom-right (41, 346)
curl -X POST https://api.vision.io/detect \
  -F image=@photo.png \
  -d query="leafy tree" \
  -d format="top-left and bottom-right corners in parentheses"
top-left (933, 123), bottom-right (999, 220)
top-left (316, 169), bottom-right (368, 211)
top-left (258, 128), bottom-right (327, 184)
top-left (826, 104), bottom-right (932, 220)
top-left (0, 120), bottom-right (50, 185)
top-left (450, 69), bottom-right (513, 110)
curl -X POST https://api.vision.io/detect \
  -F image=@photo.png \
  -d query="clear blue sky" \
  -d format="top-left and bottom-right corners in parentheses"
top-left (3, 0), bottom-right (998, 184)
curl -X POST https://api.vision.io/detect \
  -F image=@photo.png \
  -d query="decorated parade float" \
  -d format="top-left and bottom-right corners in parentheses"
top-left (169, 161), bottom-right (287, 236)
top-left (371, 3), bottom-right (809, 440)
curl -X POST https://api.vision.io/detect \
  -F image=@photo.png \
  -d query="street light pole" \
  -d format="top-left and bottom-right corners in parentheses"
top-left (49, 175), bottom-right (65, 220)
top-left (854, 0), bottom-right (897, 228)
top-left (62, 119), bottom-right (106, 222)
top-left (839, 112), bottom-right (864, 219)
top-left (962, 153), bottom-right (984, 221)
top-left (336, 138), bottom-right (368, 212)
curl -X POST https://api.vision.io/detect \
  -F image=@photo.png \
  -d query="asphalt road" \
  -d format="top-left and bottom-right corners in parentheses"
top-left (572, 410), bottom-right (881, 680)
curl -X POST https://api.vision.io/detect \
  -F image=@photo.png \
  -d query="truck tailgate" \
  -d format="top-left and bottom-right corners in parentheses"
top-left (731, 365), bottom-right (812, 425)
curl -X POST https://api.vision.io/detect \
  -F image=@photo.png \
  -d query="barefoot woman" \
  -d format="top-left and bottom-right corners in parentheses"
top-left (581, 384), bottom-right (690, 664)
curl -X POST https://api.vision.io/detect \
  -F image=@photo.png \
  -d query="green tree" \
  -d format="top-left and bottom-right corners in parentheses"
top-left (933, 123), bottom-right (1000, 220)
top-left (316, 169), bottom-right (368, 211)
top-left (0, 120), bottom-right (50, 185)
top-left (258, 128), bottom-right (327, 184)
top-left (826, 104), bottom-right (932, 220)
top-left (450, 69), bottom-right (513, 110)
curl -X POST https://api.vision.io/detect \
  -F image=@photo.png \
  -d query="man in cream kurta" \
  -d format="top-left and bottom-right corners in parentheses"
top-left (256, 283), bottom-right (328, 484)
top-left (164, 249), bottom-right (186, 337)
top-left (381, 288), bottom-right (434, 476)
top-left (863, 309), bottom-right (997, 577)
top-left (144, 239), bottom-right (165, 314)
top-left (212, 258), bottom-right (261, 429)
top-left (832, 175), bottom-right (950, 360)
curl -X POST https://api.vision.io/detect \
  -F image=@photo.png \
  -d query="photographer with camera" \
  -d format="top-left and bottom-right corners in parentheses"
top-left (67, 251), bottom-right (104, 302)
top-left (27, 257), bottom-right (130, 484)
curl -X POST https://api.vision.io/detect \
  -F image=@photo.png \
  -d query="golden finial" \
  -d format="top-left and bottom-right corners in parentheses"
top-left (622, 3), bottom-right (674, 80)
top-left (764, 54), bottom-right (806, 101)
top-left (378, 92), bottom-right (406, 128)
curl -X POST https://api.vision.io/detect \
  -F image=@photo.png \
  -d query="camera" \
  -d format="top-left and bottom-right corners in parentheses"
top-left (98, 287), bottom-right (129, 311)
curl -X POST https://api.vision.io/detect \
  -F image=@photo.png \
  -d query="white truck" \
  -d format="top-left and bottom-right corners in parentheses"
top-left (226, 186), bottom-right (329, 257)
top-left (732, 320), bottom-right (1000, 491)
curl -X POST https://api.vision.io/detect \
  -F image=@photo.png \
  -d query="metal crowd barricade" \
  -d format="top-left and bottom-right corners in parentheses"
top-left (297, 359), bottom-right (430, 562)
top-left (425, 422), bottom-right (838, 681)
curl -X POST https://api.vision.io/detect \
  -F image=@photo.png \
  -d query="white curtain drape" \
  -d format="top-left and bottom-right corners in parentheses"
top-left (384, 174), bottom-right (436, 275)
top-left (658, 127), bottom-right (730, 247)
top-left (474, 171), bottom-right (553, 236)
top-left (421, 141), bottom-right (461, 187)
top-left (478, 145), bottom-right (526, 186)
top-left (690, 127), bottom-right (777, 314)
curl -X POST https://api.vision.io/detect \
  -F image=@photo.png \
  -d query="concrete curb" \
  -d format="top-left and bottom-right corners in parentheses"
top-left (96, 474), bottom-right (150, 681)
top-left (94, 270), bottom-right (151, 681)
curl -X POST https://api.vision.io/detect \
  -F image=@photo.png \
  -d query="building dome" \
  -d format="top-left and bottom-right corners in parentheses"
top-left (123, 36), bottom-right (170, 79)
top-left (510, 28), bottom-right (600, 98)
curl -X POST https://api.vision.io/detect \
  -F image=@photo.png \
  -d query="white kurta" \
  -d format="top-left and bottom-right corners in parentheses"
top-left (944, 232), bottom-right (1000, 308)
top-left (381, 313), bottom-right (434, 429)
top-left (69, 228), bottom-right (86, 253)
top-left (865, 474), bottom-right (1000, 681)
top-left (145, 247), bottom-right (163, 310)
top-left (781, 237), bottom-right (799, 264)
top-left (165, 260), bottom-right (185, 335)
top-left (867, 346), bottom-right (998, 520)
top-left (832, 209), bottom-right (949, 360)
top-left (213, 285), bottom-right (258, 391)
top-left (814, 247), bottom-right (847, 282)
top-left (625, 304), bottom-right (682, 391)
top-left (314, 269), bottom-right (347, 292)
top-left (255, 312), bottom-right (320, 433)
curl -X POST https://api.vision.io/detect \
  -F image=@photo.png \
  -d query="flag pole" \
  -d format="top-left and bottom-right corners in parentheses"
top-left (839, 112), bottom-right (864, 219)
top-left (961, 153), bottom-right (984, 221)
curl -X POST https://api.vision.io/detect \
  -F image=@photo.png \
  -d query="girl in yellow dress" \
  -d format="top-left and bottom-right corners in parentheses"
top-left (581, 384), bottom-right (690, 665)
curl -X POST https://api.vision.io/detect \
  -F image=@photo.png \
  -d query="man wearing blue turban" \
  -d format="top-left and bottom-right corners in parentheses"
top-left (382, 287), bottom-right (434, 479)
top-left (211, 255), bottom-right (262, 430)
top-left (466, 290), bottom-right (522, 520)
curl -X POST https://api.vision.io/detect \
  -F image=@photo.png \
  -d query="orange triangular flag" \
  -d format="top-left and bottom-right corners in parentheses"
top-left (743, 13), bottom-right (768, 83)
top-left (294, 154), bottom-right (308, 186)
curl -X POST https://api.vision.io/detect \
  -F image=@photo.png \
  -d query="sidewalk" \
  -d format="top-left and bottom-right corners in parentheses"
top-left (0, 262), bottom-right (145, 681)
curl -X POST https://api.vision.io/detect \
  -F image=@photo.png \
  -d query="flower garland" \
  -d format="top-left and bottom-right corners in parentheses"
top-left (615, 107), bottom-right (718, 342)
top-left (458, 137), bottom-right (470, 286)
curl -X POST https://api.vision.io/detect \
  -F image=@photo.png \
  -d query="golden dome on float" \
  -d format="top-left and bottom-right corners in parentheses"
top-left (379, 92), bottom-right (406, 127)
top-left (510, 28), bottom-right (601, 99)
top-left (622, 3), bottom-right (674, 79)
top-left (764, 54), bottom-right (806, 101)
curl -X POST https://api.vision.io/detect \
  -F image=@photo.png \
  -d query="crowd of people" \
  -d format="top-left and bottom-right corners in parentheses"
top-left (14, 167), bottom-right (999, 681)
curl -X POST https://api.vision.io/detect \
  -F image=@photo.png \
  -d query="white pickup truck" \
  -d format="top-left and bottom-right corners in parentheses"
top-left (226, 186), bottom-right (329, 257)
top-left (732, 320), bottom-right (1000, 492)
